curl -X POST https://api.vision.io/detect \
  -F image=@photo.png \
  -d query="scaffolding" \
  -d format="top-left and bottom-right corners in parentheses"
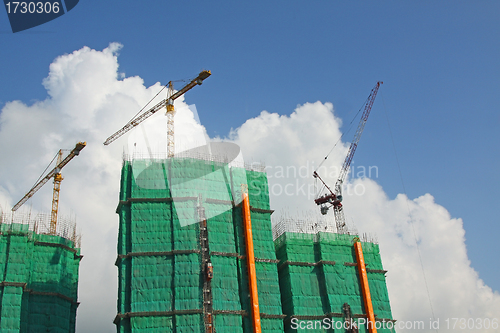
top-left (115, 155), bottom-right (284, 332)
top-left (114, 150), bottom-right (395, 332)
top-left (1, 212), bottom-right (81, 248)
top-left (0, 213), bottom-right (81, 332)
top-left (274, 231), bottom-right (395, 333)
top-left (273, 215), bottom-right (378, 244)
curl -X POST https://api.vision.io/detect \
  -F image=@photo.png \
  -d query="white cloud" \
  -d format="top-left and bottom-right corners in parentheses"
top-left (342, 180), bottom-right (500, 330)
top-left (0, 43), bottom-right (204, 333)
top-left (1, 44), bottom-right (498, 333)
top-left (231, 101), bottom-right (500, 332)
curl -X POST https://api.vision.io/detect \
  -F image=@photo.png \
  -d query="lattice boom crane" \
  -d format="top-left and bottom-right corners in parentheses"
top-left (103, 70), bottom-right (211, 157)
top-left (313, 81), bottom-right (382, 234)
top-left (12, 142), bottom-right (86, 235)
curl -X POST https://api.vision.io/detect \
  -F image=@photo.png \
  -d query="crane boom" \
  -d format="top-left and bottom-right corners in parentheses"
top-left (12, 142), bottom-right (86, 212)
top-left (314, 82), bottom-right (382, 233)
top-left (336, 81), bottom-right (383, 187)
top-left (103, 70), bottom-right (211, 150)
top-left (103, 99), bottom-right (167, 146)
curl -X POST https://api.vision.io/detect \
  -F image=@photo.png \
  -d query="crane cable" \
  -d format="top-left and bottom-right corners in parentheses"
top-left (315, 92), bottom-right (374, 172)
top-left (313, 92), bottom-right (374, 197)
top-left (126, 77), bottom-right (197, 157)
top-left (124, 74), bottom-right (197, 128)
top-left (380, 91), bottom-right (438, 332)
top-left (30, 150), bottom-right (64, 190)
top-left (125, 84), bottom-right (168, 126)
top-left (22, 147), bottom-right (72, 208)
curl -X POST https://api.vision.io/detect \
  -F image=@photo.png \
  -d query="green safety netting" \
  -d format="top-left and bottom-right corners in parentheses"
top-left (116, 157), bottom-right (395, 333)
top-left (275, 232), bottom-right (395, 333)
top-left (116, 157), bottom-right (283, 333)
top-left (0, 223), bottom-right (80, 332)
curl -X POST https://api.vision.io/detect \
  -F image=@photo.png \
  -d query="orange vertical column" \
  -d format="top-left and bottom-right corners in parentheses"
top-left (354, 241), bottom-right (377, 333)
top-left (242, 191), bottom-right (262, 333)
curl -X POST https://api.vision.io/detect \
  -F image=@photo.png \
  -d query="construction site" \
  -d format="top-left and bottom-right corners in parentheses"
top-left (111, 152), bottom-right (395, 332)
top-left (0, 142), bottom-right (85, 332)
top-left (2, 71), bottom-right (396, 332)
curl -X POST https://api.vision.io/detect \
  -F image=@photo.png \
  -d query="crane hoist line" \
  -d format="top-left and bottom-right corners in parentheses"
top-left (12, 141), bottom-right (86, 235)
top-left (103, 70), bottom-right (211, 158)
top-left (313, 81), bottom-right (382, 234)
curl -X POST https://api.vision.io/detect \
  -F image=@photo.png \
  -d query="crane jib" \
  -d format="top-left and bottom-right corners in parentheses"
top-left (103, 70), bottom-right (211, 146)
top-left (12, 142), bottom-right (86, 212)
top-left (313, 81), bottom-right (382, 233)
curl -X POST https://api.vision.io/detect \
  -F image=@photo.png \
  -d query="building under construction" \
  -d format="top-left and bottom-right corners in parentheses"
top-left (113, 152), bottom-right (395, 333)
top-left (0, 141), bottom-right (85, 332)
top-left (274, 219), bottom-right (395, 333)
top-left (114, 153), bottom-right (284, 332)
top-left (107, 73), bottom-right (394, 332)
top-left (0, 212), bottom-right (81, 332)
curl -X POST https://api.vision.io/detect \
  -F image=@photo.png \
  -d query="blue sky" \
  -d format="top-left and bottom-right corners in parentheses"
top-left (1, 1), bottom-right (499, 331)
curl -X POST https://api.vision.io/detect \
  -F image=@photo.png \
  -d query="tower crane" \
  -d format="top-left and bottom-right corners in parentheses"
top-left (313, 82), bottom-right (382, 234)
top-left (103, 70), bottom-right (211, 157)
top-left (12, 142), bottom-right (86, 235)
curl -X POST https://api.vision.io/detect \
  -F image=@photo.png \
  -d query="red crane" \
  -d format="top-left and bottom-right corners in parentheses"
top-left (313, 82), bottom-right (382, 234)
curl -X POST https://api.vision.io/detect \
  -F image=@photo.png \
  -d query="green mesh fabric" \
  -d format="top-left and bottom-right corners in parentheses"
top-left (275, 232), bottom-right (395, 333)
top-left (116, 158), bottom-right (284, 332)
top-left (211, 256), bottom-right (240, 311)
top-left (116, 157), bottom-right (395, 333)
top-left (0, 223), bottom-right (80, 332)
top-left (214, 314), bottom-right (244, 333)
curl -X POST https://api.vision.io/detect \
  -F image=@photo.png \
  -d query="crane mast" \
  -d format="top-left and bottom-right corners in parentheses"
top-left (314, 82), bottom-right (382, 234)
top-left (51, 150), bottom-right (64, 235)
top-left (166, 82), bottom-right (175, 158)
top-left (103, 70), bottom-right (211, 158)
top-left (12, 142), bottom-right (86, 235)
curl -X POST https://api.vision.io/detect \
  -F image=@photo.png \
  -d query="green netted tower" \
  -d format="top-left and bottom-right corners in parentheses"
top-left (0, 218), bottom-right (81, 332)
top-left (274, 231), bottom-right (395, 333)
top-left (114, 156), bottom-right (284, 332)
